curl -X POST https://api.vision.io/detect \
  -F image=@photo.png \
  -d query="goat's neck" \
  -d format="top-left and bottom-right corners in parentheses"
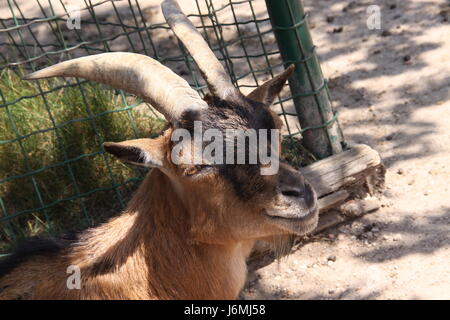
top-left (80, 169), bottom-right (253, 299)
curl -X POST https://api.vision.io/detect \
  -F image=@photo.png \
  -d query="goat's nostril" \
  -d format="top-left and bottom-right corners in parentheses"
top-left (304, 183), bottom-right (316, 207)
top-left (281, 189), bottom-right (302, 197)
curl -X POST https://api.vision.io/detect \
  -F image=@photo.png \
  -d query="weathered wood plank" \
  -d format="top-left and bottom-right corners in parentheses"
top-left (339, 197), bottom-right (381, 217)
top-left (314, 197), bottom-right (381, 234)
top-left (300, 144), bottom-right (381, 197)
top-left (314, 210), bottom-right (346, 234)
top-left (318, 190), bottom-right (349, 213)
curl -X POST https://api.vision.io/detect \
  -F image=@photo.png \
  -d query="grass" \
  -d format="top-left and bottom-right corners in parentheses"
top-left (282, 136), bottom-right (317, 169)
top-left (0, 68), bottom-right (312, 254)
top-left (0, 68), bottom-right (166, 253)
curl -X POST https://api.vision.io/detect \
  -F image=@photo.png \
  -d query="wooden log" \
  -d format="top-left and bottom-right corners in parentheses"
top-left (300, 144), bottom-right (381, 198)
top-left (314, 210), bottom-right (346, 234)
top-left (314, 197), bottom-right (381, 234)
top-left (339, 197), bottom-right (381, 217)
top-left (305, 144), bottom-right (383, 232)
top-left (318, 190), bottom-right (349, 213)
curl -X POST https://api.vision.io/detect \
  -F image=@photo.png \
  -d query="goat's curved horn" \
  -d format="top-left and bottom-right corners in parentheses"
top-left (162, 0), bottom-right (238, 100)
top-left (23, 52), bottom-right (208, 123)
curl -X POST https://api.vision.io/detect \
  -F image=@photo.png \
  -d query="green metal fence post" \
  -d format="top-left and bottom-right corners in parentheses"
top-left (265, 0), bottom-right (343, 159)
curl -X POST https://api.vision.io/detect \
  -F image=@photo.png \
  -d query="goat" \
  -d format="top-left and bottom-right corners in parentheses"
top-left (0, 0), bottom-right (318, 300)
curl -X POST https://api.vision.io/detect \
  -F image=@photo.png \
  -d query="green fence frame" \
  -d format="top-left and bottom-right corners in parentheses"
top-left (266, 0), bottom-right (343, 158)
top-left (0, 0), bottom-right (344, 251)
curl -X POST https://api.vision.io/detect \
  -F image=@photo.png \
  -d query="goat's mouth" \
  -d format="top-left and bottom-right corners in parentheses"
top-left (263, 185), bottom-right (319, 235)
top-left (264, 204), bottom-right (319, 236)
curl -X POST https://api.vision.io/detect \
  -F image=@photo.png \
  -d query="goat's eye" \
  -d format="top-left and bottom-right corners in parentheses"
top-left (183, 165), bottom-right (201, 176)
top-left (183, 165), bottom-right (214, 177)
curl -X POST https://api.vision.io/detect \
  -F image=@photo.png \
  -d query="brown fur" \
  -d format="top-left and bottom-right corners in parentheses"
top-left (0, 165), bottom-right (255, 299)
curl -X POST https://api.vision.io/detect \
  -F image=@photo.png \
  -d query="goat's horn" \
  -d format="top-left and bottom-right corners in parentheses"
top-left (162, 0), bottom-right (238, 100)
top-left (23, 52), bottom-right (208, 123)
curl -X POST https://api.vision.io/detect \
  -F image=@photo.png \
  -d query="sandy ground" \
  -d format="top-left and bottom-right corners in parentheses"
top-left (241, 0), bottom-right (450, 300)
top-left (1, 0), bottom-right (449, 299)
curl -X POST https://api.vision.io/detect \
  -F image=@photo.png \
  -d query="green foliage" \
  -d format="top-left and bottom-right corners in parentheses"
top-left (0, 69), bottom-right (166, 253)
top-left (281, 136), bottom-right (316, 169)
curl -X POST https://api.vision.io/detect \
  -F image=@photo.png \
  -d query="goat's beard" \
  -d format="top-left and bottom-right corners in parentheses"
top-left (269, 234), bottom-right (297, 260)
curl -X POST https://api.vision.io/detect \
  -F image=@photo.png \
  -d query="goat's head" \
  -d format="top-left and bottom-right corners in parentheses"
top-left (23, 0), bottom-right (318, 244)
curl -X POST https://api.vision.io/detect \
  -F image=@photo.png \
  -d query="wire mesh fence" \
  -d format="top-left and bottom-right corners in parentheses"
top-left (0, 0), bottom-right (342, 252)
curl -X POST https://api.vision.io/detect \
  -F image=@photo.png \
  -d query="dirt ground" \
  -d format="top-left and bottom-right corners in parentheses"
top-left (241, 0), bottom-right (450, 300)
top-left (2, 0), bottom-right (449, 299)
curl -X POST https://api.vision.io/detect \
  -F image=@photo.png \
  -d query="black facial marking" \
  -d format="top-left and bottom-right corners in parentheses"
top-left (178, 94), bottom-right (279, 201)
top-left (103, 144), bottom-right (146, 164)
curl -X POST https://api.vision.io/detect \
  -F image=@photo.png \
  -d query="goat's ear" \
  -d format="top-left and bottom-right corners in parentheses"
top-left (246, 64), bottom-right (295, 106)
top-left (103, 138), bottom-right (166, 168)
